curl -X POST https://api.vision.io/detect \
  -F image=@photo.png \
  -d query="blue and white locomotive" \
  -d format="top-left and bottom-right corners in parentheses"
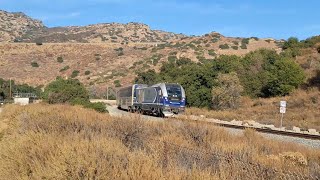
top-left (116, 83), bottom-right (186, 117)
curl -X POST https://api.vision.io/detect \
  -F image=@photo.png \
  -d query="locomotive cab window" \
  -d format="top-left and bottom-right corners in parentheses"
top-left (166, 84), bottom-right (182, 101)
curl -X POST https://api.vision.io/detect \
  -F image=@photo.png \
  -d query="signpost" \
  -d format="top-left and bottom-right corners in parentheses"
top-left (280, 101), bottom-right (286, 128)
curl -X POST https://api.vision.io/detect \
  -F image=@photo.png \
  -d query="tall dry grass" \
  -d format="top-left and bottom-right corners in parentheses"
top-left (0, 103), bottom-right (319, 179)
top-left (187, 88), bottom-right (320, 131)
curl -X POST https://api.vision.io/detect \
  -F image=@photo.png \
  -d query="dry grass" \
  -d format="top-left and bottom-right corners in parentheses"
top-left (0, 103), bottom-right (320, 179)
top-left (187, 88), bottom-right (320, 131)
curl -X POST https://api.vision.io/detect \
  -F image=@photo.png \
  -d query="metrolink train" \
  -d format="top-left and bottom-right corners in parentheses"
top-left (116, 83), bottom-right (186, 117)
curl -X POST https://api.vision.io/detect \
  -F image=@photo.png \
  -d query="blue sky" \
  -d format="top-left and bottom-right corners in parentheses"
top-left (1, 0), bottom-right (319, 39)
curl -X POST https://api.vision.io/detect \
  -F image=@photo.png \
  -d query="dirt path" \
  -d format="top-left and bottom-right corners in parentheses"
top-left (106, 105), bottom-right (164, 122)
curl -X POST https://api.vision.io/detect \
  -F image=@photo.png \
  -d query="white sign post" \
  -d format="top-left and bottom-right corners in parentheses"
top-left (279, 101), bottom-right (286, 128)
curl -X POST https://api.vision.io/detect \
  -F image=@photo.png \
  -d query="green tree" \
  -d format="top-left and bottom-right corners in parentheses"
top-left (31, 61), bottom-right (39, 67)
top-left (134, 70), bottom-right (158, 85)
top-left (211, 72), bottom-right (243, 110)
top-left (42, 77), bottom-right (106, 113)
top-left (263, 57), bottom-right (305, 96)
top-left (114, 80), bottom-right (122, 87)
top-left (42, 77), bottom-right (89, 104)
top-left (71, 70), bottom-right (80, 78)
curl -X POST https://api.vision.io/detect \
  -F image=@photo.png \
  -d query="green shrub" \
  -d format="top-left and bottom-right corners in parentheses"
top-left (85, 70), bottom-right (91, 75)
top-left (35, 40), bottom-right (43, 46)
top-left (250, 37), bottom-right (259, 41)
top-left (232, 41), bottom-right (239, 45)
top-left (59, 66), bottom-right (70, 72)
top-left (43, 77), bottom-right (89, 104)
top-left (114, 47), bottom-right (123, 52)
top-left (84, 102), bottom-right (107, 113)
top-left (118, 51), bottom-right (124, 56)
top-left (231, 46), bottom-right (239, 50)
top-left (31, 61), bottom-right (39, 67)
top-left (114, 80), bottom-right (121, 87)
top-left (211, 38), bottom-right (219, 43)
top-left (57, 57), bottom-right (63, 63)
top-left (71, 70), bottom-right (80, 78)
top-left (219, 44), bottom-right (229, 49)
top-left (240, 44), bottom-right (247, 49)
top-left (169, 51), bottom-right (177, 56)
top-left (168, 56), bottom-right (177, 63)
top-left (208, 49), bottom-right (216, 56)
top-left (265, 39), bottom-right (272, 43)
top-left (241, 38), bottom-right (250, 45)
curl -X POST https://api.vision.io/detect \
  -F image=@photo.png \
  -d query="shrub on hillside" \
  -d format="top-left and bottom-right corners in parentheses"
top-left (168, 56), bottom-right (177, 63)
top-left (113, 80), bottom-right (121, 87)
top-left (232, 46), bottom-right (239, 50)
top-left (208, 49), bottom-right (216, 56)
top-left (85, 70), bottom-right (91, 75)
top-left (59, 66), bottom-right (70, 72)
top-left (211, 38), bottom-right (219, 43)
top-left (219, 44), bottom-right (229, 49)
top-left (57, 57), bottom-right (63, 63)
top-left (31, 61), bottom-right (39, 67)
top-left (241, 38), bottom-right (250, 45)
top-left (240, 43), bottom-right (247, 49)
top-left (71, 70), bottom-right (80, 78)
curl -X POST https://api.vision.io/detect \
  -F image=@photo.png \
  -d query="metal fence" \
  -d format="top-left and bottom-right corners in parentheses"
top-left (13, 92), bottom-right (37, 98)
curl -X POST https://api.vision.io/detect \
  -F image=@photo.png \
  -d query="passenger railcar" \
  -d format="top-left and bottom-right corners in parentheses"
top-left (136, 83), bottom-right (186, 117)
top-left (116, 84), bottom-right (148, 111)
top-left (117, 83), bottom-right (186, 117)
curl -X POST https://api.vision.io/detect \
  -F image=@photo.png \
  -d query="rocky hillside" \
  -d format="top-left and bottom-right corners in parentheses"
top-left (0, 10), bottom-right (285, 91)
top-left (0, 10), bottom-right (45, 42)
top-left (0, 10), bottom-right (184, 43)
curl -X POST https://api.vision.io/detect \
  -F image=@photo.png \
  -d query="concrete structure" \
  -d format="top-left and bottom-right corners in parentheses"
top-left (292, 126), bottom-right (301, 133)
top-left (308, 129), bottom-right (319, 135)
top-left (14, 97), bottom-right (30, 105)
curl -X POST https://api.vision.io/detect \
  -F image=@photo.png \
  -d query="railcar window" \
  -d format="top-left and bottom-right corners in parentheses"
top-left (166, 84), bottom-right (182, 99)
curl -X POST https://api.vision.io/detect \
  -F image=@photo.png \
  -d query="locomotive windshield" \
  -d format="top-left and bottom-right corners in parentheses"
top-left (166, 84), bottom-right (182, 101)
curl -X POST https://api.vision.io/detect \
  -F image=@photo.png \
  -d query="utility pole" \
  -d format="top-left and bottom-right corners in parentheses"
top-left (9, 78), bottom-right (12, 99)
top-left (106, 86), bottom-right (109, 100)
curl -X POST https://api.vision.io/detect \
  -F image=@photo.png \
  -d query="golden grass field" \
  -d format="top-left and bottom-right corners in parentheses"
top-left (187, 88), bottom-right (320, 131)
top-left (0, 103), bottom-right (319, 179)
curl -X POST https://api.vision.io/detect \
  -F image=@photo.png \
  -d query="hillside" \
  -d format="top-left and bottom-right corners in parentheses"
top-left (0, 10), bottom-right (184, 43)
top-left (3, 9), bottom-right (319, 99)
top-left (0, 10), bottom-right (285, 90)
top-left (0, 10), bottom-right (45, 42)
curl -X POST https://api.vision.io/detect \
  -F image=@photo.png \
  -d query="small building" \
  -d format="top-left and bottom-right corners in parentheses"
top-left (14, 97), bottom-right (30, 106)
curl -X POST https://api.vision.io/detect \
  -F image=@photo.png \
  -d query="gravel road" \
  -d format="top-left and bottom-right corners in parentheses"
top-left (107, 105), bottom-right (320, 149)
top-left (107, 105), bottom-right (163, 122)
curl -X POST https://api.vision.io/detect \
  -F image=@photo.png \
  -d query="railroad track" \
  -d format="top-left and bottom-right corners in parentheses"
top-left (108, 105), bottom-right (320, 141)
top-left (209, 121), bottom-right (320, 140)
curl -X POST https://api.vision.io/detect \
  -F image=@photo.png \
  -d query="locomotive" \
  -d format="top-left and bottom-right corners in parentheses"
top-left (116, 83), bottom-right (186, 117)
